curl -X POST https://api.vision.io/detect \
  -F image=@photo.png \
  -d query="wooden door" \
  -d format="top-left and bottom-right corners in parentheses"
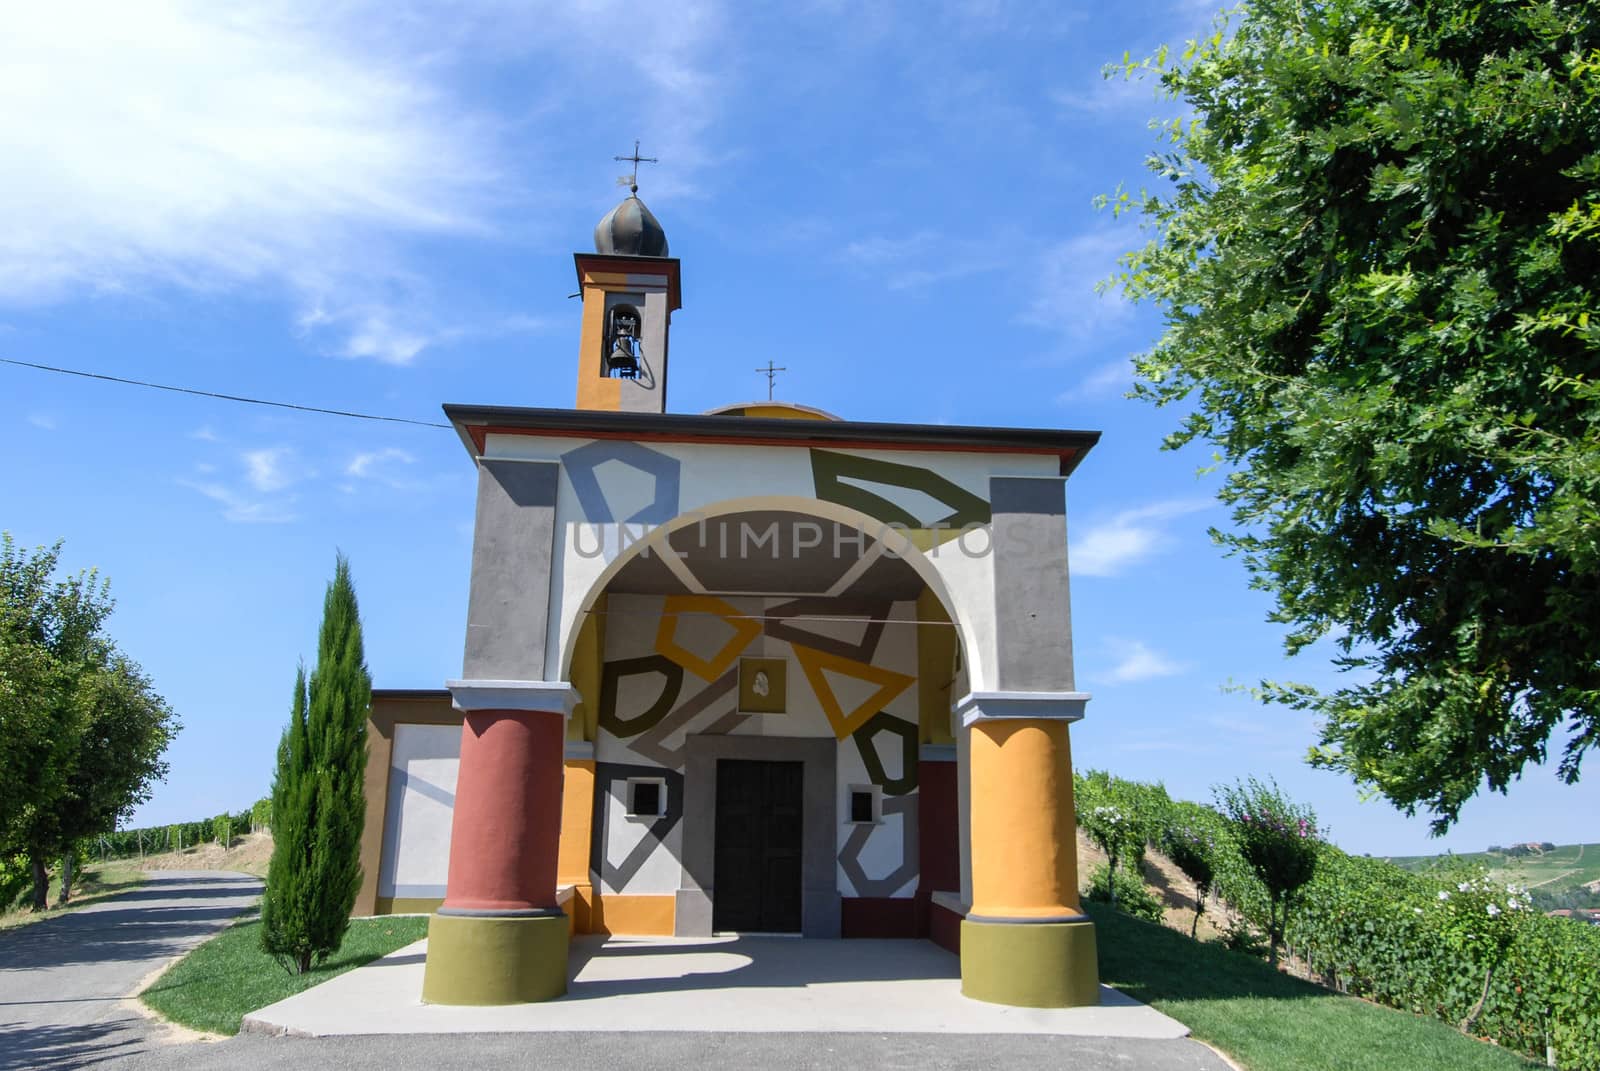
top-left (712, 759), bottom-right (804, 933)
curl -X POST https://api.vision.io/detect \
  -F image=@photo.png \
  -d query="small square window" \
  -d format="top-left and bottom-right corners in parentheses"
top-left (848, 786), bottom-right (880, 825)
top-left (626, 778), bottom-right (666, 818)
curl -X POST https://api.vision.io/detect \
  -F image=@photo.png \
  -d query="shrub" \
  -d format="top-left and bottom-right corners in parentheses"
top-left (1160, 803), bottom-right (1220, 937)
top-left (1215, 778), bottom-right (1319, 968)
top-left (212, 816), bottom-right (232, 851)
top-left (1085, 863), bottom-right (1165, 923)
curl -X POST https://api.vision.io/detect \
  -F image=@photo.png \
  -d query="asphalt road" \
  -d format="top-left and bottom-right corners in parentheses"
top-left (0, 869), bottom-right (262, 1071)
top-left (106, 1030), bottom-right (1236, 1070)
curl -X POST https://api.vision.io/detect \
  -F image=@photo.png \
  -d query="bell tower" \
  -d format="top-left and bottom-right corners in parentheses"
top-left (574, 161), bottom-right (681, 413)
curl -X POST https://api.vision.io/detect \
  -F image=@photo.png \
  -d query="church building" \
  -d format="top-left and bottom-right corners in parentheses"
top-left (352, 178), bottom-right (1104, 1009)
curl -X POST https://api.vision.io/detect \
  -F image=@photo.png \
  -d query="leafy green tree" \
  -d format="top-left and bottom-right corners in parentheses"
top-left (260, 555), bottom-right (371, 974)
top-left (54, 655), bottom-right (177, 902)
top-left (0, 535), bottom-right (175, 908)
top-left (1216, 778), bottom-right (1320, 968)
top-left (1106, 0), bottom-right (1600, 831)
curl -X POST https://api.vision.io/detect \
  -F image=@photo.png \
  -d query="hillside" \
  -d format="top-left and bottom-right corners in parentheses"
top-left (1384, 842), bottom-right (1600, 896)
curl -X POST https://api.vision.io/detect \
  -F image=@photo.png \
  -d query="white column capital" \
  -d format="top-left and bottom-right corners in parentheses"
top-left (955, 690), bottom-right (1090, 729)
top-left (445, 679), bottom-right (575, 715)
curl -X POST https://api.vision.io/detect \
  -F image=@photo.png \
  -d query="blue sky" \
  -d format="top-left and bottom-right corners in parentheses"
top-left (1, 1), bottom-right (1589, 857)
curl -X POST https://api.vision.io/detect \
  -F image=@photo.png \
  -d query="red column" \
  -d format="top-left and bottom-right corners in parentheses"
top-left (440, 709), bottom-right (565, 913)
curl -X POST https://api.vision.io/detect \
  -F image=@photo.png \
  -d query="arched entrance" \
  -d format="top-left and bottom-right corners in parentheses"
top-left (556, 502), bottom-right (969, 943)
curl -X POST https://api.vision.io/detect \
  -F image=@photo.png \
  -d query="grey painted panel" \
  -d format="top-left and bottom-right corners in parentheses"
top-left (679, 735), bottom-right (840, 938)
top-left (462, 459), bottom-right (558, 681)
top-left (989, 476), bottom-right (1075, 691)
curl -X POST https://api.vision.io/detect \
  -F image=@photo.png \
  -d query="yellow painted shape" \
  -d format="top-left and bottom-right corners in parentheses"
top-left (968, 719), bottom-right (1081, 918)
top-left (739, 403), bottom-right (831, 421)
top-left (591, 893), bottom-right (676, 936)
top-left (655, 594), bottom-right (761, 681)
top-left (576, 285), bottom-right (621, 411)
top-left (558, 759), bottom-right (596, 887)
top-left (916, 588), bottom-right (957, 745)
top-left (792, 643), bottom-right (916, 740)
top-left (568, 596), bottom-right (605, 742)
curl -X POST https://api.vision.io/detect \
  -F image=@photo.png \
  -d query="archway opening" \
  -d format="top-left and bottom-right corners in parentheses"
top-left (560, 504), bottom-right (969, 942)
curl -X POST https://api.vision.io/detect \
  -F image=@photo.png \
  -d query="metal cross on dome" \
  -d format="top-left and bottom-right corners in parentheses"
top-left (614, 139), bottom-right (658, 194)
top-left (755, 360), bottom-right (787, 401)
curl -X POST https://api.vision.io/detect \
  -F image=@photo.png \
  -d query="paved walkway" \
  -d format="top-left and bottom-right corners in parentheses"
top-left (0, 870), bottom-right (262, 1071)
top-left (111, 1029), bottom-right (1236, 1070)
top-left (244, 934), bottom-right (1192, 1039)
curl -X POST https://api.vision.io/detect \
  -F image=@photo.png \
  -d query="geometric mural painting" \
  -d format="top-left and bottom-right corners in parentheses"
top-left (590, 761), bottom-right (686, 890)
top-left (654, 594), bottom-right (761, 681)
top-left (762, 596), bottom-right (892, 663)
top-left (810, 448), bottom-right (988, 546)
top-left (562, 440), bottom-right (681, 524)
top-left (628, 668), bottom-right (748, 769)
top-left (792, 643), bottom-right (915, 741)
top-left (598, 654), bottom-right (685, 739)
top-left (839, 794), bottom-right (918, 897)
top-left (851, 710), bottom-right (919, 796)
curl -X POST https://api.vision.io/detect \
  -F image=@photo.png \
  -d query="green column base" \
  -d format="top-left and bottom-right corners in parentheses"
top-left (422, 911), bottom-right (569, 1005)
top-left (960, 916), bottom-right (1099, 1008)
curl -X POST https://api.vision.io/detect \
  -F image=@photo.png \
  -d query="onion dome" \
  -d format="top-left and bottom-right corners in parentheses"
top-left (594, 194), bottom-right (669, 257)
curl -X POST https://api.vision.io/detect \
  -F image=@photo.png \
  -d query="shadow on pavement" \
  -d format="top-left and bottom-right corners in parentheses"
top-left (0, 1019), bottom-right (146, 1071)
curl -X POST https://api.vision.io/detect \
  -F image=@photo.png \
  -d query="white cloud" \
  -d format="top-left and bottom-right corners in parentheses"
top-left (1025, 228), bottom-right (1138, 341)
top-left (0, 2), bottom-right (724, 362)
top-left (1053, 69), bottom-right (1164, 116)
top-left (346, 447), bottom-right (415, 480)
top-left (27, 413), bottom-right (55, 429)
top-left (839, 229), bottom-right (1004, 292)
top-left (1104, 639), bottom-right (1187, 684)
top-left (242, 447), bottom-right (299, 493)
top-left (189, 426), bottom-right (220, 442)
top-left (1072, 497), bottom-right (1212, 576)
top-left (1057, 358), bottom-right (1132, 402)
top-left (179, 479), bottom-right (297, 524)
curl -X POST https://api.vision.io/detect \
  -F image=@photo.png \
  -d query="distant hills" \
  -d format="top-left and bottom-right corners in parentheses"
top-left (1383, 843), bottom-right (1600, 909)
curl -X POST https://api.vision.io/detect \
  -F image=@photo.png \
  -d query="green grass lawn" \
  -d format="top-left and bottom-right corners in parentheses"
top-left (142, 914), bottom-right (429, 1035)
top-left (1086, 903), bottom-right (1540, 1071)
top-left (0, 862), bottom-right (146, 932)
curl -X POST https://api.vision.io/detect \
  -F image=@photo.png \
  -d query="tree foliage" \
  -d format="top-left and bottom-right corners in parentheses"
top-left (0, 534), bottom-right (177, 908)
top-left (260, 555), bottom-right (371, 974)
top-left (1215, 778), bottom-right (1320, 967)
top-left (1108, 0), bottom-right (1600, 831)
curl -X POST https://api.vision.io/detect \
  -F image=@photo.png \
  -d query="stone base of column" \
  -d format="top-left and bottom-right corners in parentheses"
top-left (421, 911), bottom-right (569, 1005)
top-left (959, 916), bottom-right (1099, 1008)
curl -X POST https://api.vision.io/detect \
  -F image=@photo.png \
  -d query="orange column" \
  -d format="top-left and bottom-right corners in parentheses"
top-left (440, 709), bottom-right (566, 913)
top-left (967, 719), bottom-right (1080, 919)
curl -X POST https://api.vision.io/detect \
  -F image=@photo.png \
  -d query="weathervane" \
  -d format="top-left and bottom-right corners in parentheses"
top-left (615, 139), bottom-right (658, 194)
top-left (756, 360), bottom-right (787, 401)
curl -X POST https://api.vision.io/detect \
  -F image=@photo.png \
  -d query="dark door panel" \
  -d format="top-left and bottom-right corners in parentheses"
top-left (713, 759), bottom-right (804, 933)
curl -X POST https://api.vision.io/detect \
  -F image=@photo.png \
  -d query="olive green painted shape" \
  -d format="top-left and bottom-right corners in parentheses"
top-left (960, 917), bottom-right (1100, 1008)
top-left (422, 912), bottom-right (569, 1005)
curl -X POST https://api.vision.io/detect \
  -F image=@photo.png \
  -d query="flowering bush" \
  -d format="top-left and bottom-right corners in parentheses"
top-left (1160, 803), bottom-right (1220, 937)
top-left (1434, 872), bottom-right (1535, 1031)
top-left (1215, 778), bottom-right (1319, 967)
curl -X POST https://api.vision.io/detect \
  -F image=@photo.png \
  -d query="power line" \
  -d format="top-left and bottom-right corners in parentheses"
top-left (1, 357), bottom-right (452, 430)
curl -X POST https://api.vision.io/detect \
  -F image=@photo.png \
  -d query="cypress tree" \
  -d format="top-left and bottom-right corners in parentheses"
top-left (260, 555), bottom-right (371, 974)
